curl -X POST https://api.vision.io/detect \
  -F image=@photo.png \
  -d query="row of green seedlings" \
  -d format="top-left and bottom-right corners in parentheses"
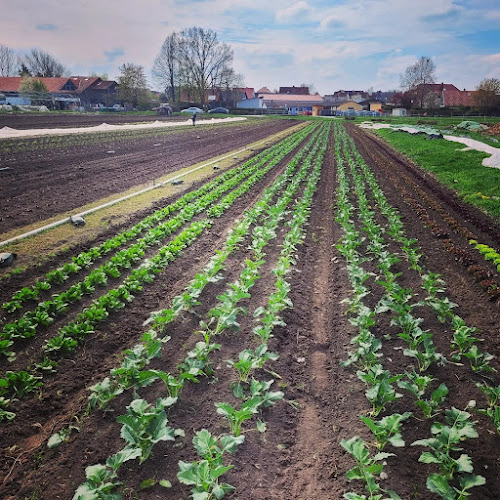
top-left (0, 127), bottom-right (321, 421)
top-left (0, 125), bottom-right (316, 361)
top-left (333, 125), bottom-right (403, 500)
top-left (45, 124), bottom-right (322, 440)
top-left (336, 124), bottom-right (491, 496)
top-left (340, 132), bottom-right (490, 499)
top-left (82, 124), bottom-right (327, 416)
top-left (1, 124), bottom-right (312, 317)
top-left (362, 140), bottom-right (500, 300)
top-left (72, 124), bottom-right (329, 499)
top-left (333, 123), bottom-right (491, 500)
top-left (342, 125), bottom-right (500, 426)
top-left (178, 125), bottom-right (328, 499)
top-left (343, 129), bottom-right (500, 498)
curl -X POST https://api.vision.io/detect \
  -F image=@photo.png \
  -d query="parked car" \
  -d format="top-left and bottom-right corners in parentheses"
top-left (208, 107), bottom-right (229, 114)
top-left (181, 107), bottom-right (203, 114)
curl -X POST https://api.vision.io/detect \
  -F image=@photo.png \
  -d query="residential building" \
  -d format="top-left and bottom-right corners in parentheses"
top-left (278, 86), bottom-right (309, 95)
top-left (237, 90), bottom-right (324, 115)
top-left (413, 83), bottom-right (476, 108)
top-left (0, 76), bottom-right (118, 109)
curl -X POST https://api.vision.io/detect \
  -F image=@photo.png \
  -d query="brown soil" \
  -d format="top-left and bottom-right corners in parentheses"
top-left (0, 113), bottom-right (186, 130)
top-left (0, 119), bottom-right (296, 233)
top-left (0, 123), bottom-right (499, 500)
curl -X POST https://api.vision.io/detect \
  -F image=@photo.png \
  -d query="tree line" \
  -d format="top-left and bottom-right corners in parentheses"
top-left (2, 41), bottom-right (498, 113)
top-left (1, 27), bottom-right (242, 110)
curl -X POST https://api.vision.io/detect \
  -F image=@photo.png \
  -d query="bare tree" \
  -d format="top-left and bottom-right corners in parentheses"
top-left (400, 56), bottom-right (436, 108)
top-left (117, 63), bottom-right (148, 108)
top-left (152, 32), bottom-right (180, 103)
top-left (177, 27), bottom-right (235, 109)
top-left (21, 49), bottom-right (66, 77)
top-left (0, 45), bottom-right (17, 76)
top-left (474, 78), bottom-right (500, 113)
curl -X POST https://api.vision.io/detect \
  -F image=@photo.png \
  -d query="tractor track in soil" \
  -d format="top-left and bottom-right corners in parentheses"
top-left (0, 119), bottom-right (296, 234)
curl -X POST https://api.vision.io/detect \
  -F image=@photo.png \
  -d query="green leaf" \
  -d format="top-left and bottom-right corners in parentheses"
top-left (458, 473), bottom-right (486, 491)
top-left (211, 464), bottom-right (234, 480)
top-left (346, 466), bottom-right (364, 481)
top-left (388, 435), bottom-right (405, 448)
top-left (177, 461), bottom-right (198, 485)
top-left (106, 448), bottom-right (142, 471)
top-left (219, 434), bottom-right (245, 453)
top-left (47, 432), bottom-right (66, 449)
top-left (426, 473), bottom-right (455, 500)
top-left (418, 452), bottom-right (441, 465)
top-left (140, 478), bottom-right (156, 489)
top-left (159, 479), bottom-right (172, 488)
top-left (385, 490), bottom-right (403, 500)
top-left (343, 493), bottom-right (367, 500)
top-left (256, 419), bottom-right (267, 433)
top-left (455, 453), bottom-right (473, 473)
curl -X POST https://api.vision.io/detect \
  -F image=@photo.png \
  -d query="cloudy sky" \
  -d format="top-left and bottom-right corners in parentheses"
top-left (1, 0), bottom-right (499, 94)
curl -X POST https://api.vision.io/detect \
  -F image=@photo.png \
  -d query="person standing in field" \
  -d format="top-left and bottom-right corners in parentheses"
top-left (191, 112), bottom-right (197, 126)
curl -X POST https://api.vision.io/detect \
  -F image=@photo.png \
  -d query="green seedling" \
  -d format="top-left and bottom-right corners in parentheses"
top-left (357, 365), bottom-right (403, 416)
top-left (117, 398), bottom-right (182, 463)
top-left (412, 407), bottom-right (479, 479)
top-left (397, 370), bottom-right (434, 399)
top-left (450, 316), bottom-right (480, 361)
top-left (426, 472), bottom-right (486, 500)
top-left (227, 344), bottom-right (278, 384)
top-left (463, 345), bottom-right (496, 374)
top-left (360, 412), bottom-right (412, 450)
top-left (73, 449), bottom-right (141, 500)
top-left (415, 383), bottom-right (449, 419)
top-left (215, 398), bottom-right (261, 436)
top-left (341, 436), bottom-right (401, 500)
top-left (476, 382), bottom-right (500, 434)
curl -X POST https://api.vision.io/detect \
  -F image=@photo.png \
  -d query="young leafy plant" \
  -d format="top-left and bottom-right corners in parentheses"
top-left (360, 412), bottom-right (412, 450)
top-left (357, 365), bottom-right (403, 416)
top-left (117, 398), bottom-right (183, 463)
top-left (341, 436), bottom-right (401, 500)
top-left (177, 428), bottom-right (245, 499)
top-left (411, 407), bottom-right (480, 479)
top-left (215, 398), bottom-right (261, 436)
top-left (415, 383), bottom-right (449, 419)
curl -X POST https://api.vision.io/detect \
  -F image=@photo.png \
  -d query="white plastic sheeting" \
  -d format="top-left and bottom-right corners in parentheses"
top-left (359, 122), bottom-right (500, 169)
top-left (0, 116), bottom-right (247, 139)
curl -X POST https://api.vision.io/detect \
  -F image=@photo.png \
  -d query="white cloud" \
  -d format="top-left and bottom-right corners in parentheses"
top-left (275, 1), bottom-right (312, 23)
top-left (0, 0), bottom-right (498, 93)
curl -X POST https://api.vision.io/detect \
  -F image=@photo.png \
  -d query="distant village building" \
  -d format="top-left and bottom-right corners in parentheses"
top-left (0, 76), bottom-right (118, 109)
top-left (278, 86), bottom-right (310, 95)
top-left (237, 86), bottom-right (324, 115)
top-left (413, 83), bottom-right (477, 108)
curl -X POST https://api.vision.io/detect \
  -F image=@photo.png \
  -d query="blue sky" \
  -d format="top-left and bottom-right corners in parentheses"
top-left (1, 0), bottom-right (499, 94)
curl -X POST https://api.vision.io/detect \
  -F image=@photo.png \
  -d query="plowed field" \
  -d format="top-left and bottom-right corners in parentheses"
top-left (0, 119), bottom-right (295, 233)
top-left (0, 121), bottom-right (499, 500)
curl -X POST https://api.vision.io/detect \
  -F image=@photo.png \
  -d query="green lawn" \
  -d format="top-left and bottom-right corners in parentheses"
top-left (356, 116), bottom-right (500, 148)
top-left (374, 128), bottom-right (500, 222)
